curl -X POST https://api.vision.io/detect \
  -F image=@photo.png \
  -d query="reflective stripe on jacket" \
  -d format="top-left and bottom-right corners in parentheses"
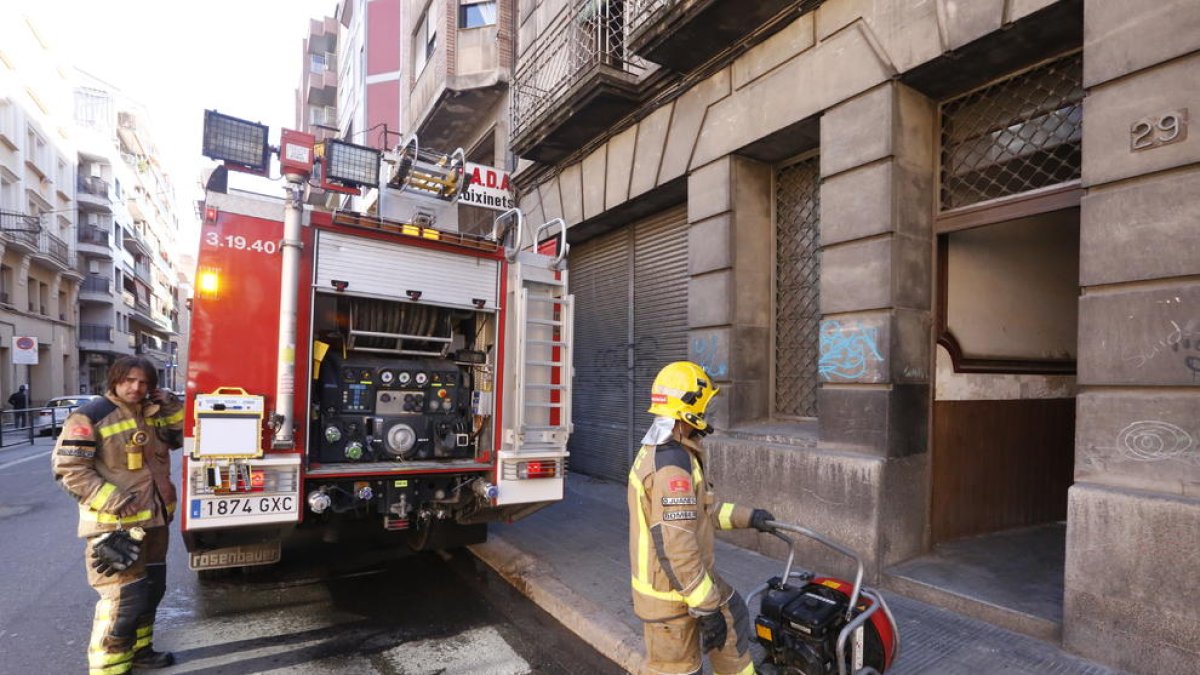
top-left (51, 393), bottom-right (184, 538)
top-left (627, 434), bottom-right (753, 621)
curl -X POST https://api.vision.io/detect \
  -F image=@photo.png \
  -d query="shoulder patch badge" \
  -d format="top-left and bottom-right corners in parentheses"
top-left (72, 425), bottom-right (92, 437)
top-left (668, 477), bottom-right (691, 493)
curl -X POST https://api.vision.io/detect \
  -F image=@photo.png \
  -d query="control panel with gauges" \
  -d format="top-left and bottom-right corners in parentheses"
top-left (314, 356), bottom-right (474, 464)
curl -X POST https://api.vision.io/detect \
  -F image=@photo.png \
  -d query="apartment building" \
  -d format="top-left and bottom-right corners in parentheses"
top-left (73, 77), bottom-right (182, 393)
top-left (0, 16), bottom-right (81, 403)
top-left (510, 0), bottom-right (1199, 672)
top-left (335, 0), bottom-right (404, 152)
top-left (295, 16), bottom-right (341, 144)
top-left (402, 0), bottom-right (514, 234)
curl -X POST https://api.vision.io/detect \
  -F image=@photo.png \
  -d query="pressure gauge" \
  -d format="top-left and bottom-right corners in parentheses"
top-left (414, 371), bottom-right (429, 386)
top-left (397, 371), bottom-right (412, 386)
top-left (379, 370), bottom-right (395, 385)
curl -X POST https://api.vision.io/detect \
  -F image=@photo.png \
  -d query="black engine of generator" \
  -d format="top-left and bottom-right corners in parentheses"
top-left (756, 579), bottom-right (890, 675)
top-left (313, 355), bottom-right (474, 463)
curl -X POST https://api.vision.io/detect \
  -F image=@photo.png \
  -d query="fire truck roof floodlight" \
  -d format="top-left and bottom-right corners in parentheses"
top-left (324, 139), bottom-right (381, 189)
top-left (202, 110), bottom-right (270, 174)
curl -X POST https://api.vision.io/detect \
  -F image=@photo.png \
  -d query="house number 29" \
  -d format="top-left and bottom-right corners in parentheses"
top-left (1131, 109), bottom-right (1188, 151)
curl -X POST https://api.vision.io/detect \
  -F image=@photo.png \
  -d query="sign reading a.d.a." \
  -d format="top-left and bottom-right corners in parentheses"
top-left (459, 162), bottom-right (515, 211)
top-left (12, 336), bottom-right (38, 365)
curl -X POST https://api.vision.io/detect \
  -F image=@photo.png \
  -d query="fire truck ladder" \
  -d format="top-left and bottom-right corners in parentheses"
top-left (506, 215), bottom-right (573, 452)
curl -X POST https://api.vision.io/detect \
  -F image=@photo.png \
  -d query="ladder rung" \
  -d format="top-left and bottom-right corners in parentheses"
top-left (522, 425), bottom-right (567, 432)
top-left (527, 384), bottom-right (567, 390)
top-left (526, 295), bottom-right (564, 303)
top-left (526, 360), bottom-right (565, 367)
top-left (525, 402), bottom-right (564, 408)
top-left (527, 339), bottom-right (569, 347)
top-left (527, 318), bottom-right (563, 326)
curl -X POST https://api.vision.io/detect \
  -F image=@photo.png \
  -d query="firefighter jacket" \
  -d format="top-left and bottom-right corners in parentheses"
top-left (52, 393), bottom-right (184, 538)
top-left (628, 433), bottom-right (754, 621)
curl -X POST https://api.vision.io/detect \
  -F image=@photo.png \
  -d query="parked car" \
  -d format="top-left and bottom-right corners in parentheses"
top-left (36, 395), bottom-right (100, 436)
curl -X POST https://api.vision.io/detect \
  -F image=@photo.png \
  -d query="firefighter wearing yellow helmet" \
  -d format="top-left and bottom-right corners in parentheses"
top-left (627, 361), bottom-right (775, 674)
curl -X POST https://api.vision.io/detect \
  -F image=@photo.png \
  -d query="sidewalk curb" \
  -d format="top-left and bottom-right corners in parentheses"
top-left (469, 535), bottom-right (643, 674)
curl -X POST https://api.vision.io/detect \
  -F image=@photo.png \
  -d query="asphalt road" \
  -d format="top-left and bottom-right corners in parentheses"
top-left (0, 439), bottom-right (621, 674)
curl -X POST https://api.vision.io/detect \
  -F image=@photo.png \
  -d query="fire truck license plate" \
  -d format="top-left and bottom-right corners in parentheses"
top-left (190, 495), bottom-right (296, 519)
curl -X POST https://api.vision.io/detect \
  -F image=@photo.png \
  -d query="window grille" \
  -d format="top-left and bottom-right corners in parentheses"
top-left (774, 158), bottom-right (820, 418)
top-left (940, 51), bottom-right (1083, 211)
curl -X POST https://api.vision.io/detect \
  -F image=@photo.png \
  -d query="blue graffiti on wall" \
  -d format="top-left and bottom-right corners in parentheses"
top-left (819, 320), bottom-right (884, 381)
top-left (692, 335), bottom-right (728, 378)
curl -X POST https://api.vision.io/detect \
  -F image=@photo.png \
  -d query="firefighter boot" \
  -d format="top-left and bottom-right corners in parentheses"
top-left (131, 647), bottom-right (175, 669)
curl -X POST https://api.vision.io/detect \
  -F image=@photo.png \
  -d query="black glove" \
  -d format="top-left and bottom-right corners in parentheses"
top-left (750, 508), bottom-right (776, 532)
top-left (697, 610), bottom-right (728, 652)
top-left (90, 529), bottom-right (143, 577)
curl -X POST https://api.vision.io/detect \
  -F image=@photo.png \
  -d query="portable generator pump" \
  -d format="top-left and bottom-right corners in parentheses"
top-left (748, 523), bottom-right (900, 675)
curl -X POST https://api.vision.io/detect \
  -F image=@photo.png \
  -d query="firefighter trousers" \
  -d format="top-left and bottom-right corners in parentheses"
top-left (84, 526), bottom-right (169, 675)
top-left (640, 591), bottom-right (755, 675)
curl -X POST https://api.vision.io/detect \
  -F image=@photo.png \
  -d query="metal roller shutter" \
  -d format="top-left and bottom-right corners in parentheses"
top-left (632, 207), bottom-right (689, 447)
top-left (568, 205), bottom-right (688, 482)
top-left (568, 226), bottom-right (633, 481)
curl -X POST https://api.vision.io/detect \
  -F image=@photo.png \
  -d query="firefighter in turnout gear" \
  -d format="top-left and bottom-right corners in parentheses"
top-left (51, 356), bottom-right (184, 674)
top-left (628, 362), bottom-right (775, 675)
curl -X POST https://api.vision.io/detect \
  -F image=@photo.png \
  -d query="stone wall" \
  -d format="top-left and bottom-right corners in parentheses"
top-left (1066, 1), bottom-right (1200, 672)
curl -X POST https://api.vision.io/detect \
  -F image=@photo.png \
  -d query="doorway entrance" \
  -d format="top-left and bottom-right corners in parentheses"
top-left (889, 48), bottom-right (1085, 640)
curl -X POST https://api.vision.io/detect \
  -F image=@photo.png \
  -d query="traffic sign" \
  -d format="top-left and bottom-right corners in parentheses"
top-left (12, 336), bottom-right (38, 365)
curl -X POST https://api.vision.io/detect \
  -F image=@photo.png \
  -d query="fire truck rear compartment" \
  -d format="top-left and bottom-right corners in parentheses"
top-left (310, 293), bottom-right (495, 468)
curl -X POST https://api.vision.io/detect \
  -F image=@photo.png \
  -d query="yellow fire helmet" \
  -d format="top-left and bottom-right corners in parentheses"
top-left (647, 361), bottom-right (720, 435)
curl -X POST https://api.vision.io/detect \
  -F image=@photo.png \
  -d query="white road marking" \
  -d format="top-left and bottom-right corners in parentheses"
top-left (0, 450), bottom-right (50, 471)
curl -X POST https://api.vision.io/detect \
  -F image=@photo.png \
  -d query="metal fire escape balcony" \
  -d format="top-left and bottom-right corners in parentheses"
top-left (626, 0), bottom-right (822, 73)
top-left (511, 0), bottom-right (655, 164)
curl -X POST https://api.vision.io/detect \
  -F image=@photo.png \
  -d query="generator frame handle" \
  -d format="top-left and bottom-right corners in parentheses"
top-left (766, 520), bottom-right (865, 618)
top-left (744, 520), bottom-right (901, 675)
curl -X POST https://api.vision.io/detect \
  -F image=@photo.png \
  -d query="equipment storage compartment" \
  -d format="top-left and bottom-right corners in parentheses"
top-left (308, 289), bottom-right (497, 467)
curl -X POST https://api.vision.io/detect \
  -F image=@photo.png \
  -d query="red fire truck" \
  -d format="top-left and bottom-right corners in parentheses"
top-left (182, 113), bottom-right (573, 571)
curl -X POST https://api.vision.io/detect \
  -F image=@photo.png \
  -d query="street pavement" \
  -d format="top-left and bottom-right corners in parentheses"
top-left (472, 474), bottom-right (1131, 675)
top-left (0, 439), bottom-right (619, 674)
top-left (1, 435), bottom-right (1134, 674)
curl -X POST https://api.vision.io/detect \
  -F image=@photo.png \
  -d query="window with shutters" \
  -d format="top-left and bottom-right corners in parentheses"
top-left (774, 157), bottom-right (820, 419)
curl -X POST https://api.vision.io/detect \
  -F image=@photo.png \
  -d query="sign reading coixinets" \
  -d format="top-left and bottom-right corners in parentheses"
top-left (460, 162), bottom-right (515, 211)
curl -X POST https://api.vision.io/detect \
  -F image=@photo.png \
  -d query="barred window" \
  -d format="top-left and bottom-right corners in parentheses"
top-left (940, 51), bottom-right (1083, 211)
top-left (774, 158), bottom-right (820, 418)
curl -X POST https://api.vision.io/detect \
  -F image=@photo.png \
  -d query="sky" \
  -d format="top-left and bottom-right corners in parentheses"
top-left (22, 0), bottom-right (339, 252)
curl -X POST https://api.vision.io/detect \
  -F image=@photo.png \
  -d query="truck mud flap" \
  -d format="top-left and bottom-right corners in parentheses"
top-left (189, 540), bottom-right (282, 570)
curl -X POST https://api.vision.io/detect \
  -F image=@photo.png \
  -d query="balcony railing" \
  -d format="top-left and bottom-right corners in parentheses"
top-left (81, 275), bottom-right (111, 294)
top-left (80, 323), bottom-right (113, 343)
top-left (77, 175), bottom-right (110, 198)
top-left (512, 0), bottom-right (649, 145)
top-left (39, 231), bottom-right (71, 267)
top-left (78, 226), bottom-right (111, 246)
top-left (624, 0), bottom-right (814, 72)
top-left (0, 209), bottom-right (41, 249)
top-left (122, 290), bottom-right (136, 308)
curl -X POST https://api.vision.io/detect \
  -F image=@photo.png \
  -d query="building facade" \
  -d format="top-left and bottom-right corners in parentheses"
top-left (402, 0), bottom-right (514, 234)
top-left (295, 15), bottom-right (341, 145)
top-left (1, 16), bottom-right (184, 402)
top-left (335, 0), bottom-right (404, 152)
top-left (73, 79), bottom-right (182, 393)
top-left (510, 0), bottom-right (1199, 672)
top-left (0, 16), bottom-right (82, 404)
